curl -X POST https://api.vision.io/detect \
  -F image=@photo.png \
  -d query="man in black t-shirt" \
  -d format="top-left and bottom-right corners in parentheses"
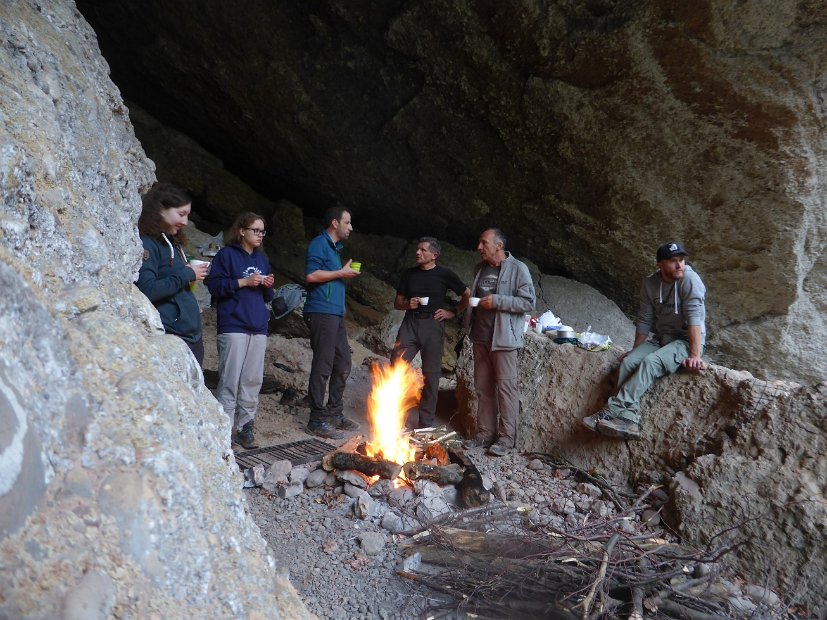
top-left (392, 237), bottom-right (471, 429)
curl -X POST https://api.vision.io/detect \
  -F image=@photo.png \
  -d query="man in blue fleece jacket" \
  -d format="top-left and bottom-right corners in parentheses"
top-left (303, 205), bottom-right (361, 439)
top-left (583, 241), bottom-right (707, 440)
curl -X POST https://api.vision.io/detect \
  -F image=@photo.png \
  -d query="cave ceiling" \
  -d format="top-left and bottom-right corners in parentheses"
top-left (75, 0), bottom-right (827, 382)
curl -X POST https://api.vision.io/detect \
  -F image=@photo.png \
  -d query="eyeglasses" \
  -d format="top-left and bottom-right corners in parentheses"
top-left (245, 228), bottom-right (266, 237)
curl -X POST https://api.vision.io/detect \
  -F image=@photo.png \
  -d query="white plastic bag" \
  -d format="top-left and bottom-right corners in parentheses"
top-left (536, 310), bottom-right (563, 330)
top-left (576, 325), bottom-right (612, 351)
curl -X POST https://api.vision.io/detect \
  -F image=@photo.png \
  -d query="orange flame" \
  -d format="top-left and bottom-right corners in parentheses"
top-left (365, 359), bottom-right (423, 466)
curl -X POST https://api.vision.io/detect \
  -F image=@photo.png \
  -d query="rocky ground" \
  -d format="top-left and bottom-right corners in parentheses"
top-left (199, 307), bottom-right (791, 620)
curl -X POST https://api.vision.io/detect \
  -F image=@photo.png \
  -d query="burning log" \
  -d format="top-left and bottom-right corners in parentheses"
top-left (402, 462), bottom-right (464, 485)
top-left (327, 451), bottom-right (402, 480)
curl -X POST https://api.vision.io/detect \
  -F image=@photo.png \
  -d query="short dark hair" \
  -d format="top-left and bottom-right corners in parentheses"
top-left (322, 204), bottom-right (350, 229)
top-left (490, 228), bottom-right (506, 248)
top-left (419, 236), bottom-right (441, 256)
top-left (138, 182), bottom-right (192, 242)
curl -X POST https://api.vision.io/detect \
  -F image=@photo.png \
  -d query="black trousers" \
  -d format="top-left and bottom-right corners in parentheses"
top-left (306, 313), bottom-right (352, 424)
top-left (391, 315), bottom-right (444, 428)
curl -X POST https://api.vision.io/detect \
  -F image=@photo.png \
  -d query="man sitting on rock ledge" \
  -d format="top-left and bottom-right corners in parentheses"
top-left (583, 241), bottom-right (707, 440)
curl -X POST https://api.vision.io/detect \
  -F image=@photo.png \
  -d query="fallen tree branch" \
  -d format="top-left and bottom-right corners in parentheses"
top-left (581, 533), bottom-right (620, 619)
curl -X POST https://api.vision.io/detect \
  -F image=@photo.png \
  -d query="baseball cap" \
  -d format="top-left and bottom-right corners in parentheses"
top-left (656, 242), bottom-right (688, 261)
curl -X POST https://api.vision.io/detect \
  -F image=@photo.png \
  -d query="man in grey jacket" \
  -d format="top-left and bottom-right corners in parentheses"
top-left (583, 241), bottom-right (706, 440)
top-left (463, 228), bottom-right (536, 456)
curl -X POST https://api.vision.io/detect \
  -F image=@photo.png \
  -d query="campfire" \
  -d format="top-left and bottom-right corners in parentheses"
top-left (364, 359), bottom-right (422, 467)
top-left (322, 359), bottom-right (488, 507)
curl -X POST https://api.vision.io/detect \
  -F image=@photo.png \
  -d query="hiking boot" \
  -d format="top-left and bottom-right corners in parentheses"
top-left (235, 421), bottom-right (259, 450)
top-left (596, 416), bottom-right (641, 440)
top-left (333, 416), bottom-right (360, 431)
top-left (487, 439), bottom-right (512, 457)
top-left (462, 434), bottom-right (494, 449)
top-left (582, 408), bottom-right (613, 432)
top-left (306, 422), bottom-right (344, 440)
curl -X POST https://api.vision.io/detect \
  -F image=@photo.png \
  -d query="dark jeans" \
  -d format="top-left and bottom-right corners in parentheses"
top-left (183, 337), bottom-right (204, 367)
top-left (391, 315), bottom-right (444, 427)
top-left (306, 313), bottom-right (352, 425)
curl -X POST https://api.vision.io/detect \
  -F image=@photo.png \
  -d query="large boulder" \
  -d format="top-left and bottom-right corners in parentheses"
top-left (455, 332), bottom-right (827, 609)
top-left (0, 2), bottom-right (307, 617)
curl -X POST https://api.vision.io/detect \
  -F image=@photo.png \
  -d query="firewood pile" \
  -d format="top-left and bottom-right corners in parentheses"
top-left (397, 484), bottom-right (786, 620)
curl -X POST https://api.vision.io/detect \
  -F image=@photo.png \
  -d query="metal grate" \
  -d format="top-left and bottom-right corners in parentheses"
top-left (235, 438), bottom-right (336, 470)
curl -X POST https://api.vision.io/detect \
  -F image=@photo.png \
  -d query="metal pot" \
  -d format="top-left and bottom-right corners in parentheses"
top-left (555, 329), bottom-right (575, 339)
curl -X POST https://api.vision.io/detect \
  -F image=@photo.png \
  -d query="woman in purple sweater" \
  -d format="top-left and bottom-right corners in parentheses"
top-left (206, 212), bottom-right (275, 449)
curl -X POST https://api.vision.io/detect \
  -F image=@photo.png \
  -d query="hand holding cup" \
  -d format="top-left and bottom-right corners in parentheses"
top-left (188, 259), bottom-right (210, 281)
top-left (342, 260), bottom-right (361, 278)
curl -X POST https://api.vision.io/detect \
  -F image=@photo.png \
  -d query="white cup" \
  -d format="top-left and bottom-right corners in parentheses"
top-left (419, 296), bottom-right (429, 306)
top-left (469, 297), bottom-right (480, 307)
top-left (189, 259), bottom-right (210, 271)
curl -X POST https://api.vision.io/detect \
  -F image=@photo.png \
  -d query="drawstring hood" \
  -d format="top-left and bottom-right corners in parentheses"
top-left (161, 233), bottom-right (175, 265)
top-left (161, 233), bottom-right (188, 267)
top-left (658, 278), bottom-right (680, 315)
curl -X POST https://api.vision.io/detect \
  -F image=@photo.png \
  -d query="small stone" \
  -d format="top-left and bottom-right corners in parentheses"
top-left (305, 468), bottom-right (327, 488)
top-left (380, 511), bottom-right (405, 533)
top-left (491, 481), bottom-right (508, 502)
top-left (412, 480), bottom-right (442, 497)
top-left (398, 552), bottom-right (421, 572)
top-left (359, 533), bottom-right (386, 556)
top-left (590, 499), bottom-right (611, 518)
top-left (343, 482), bottom-right (364, 498)
top-left (367, 479), bottom-right (394, 498)
top-left (551, 497), bottom-right (576, 515)
top-left (416, 496), bottom-right (452, 520)
top-left (337, 469), bottom-right (371, 489)
top-left (354, 492), bottom-right (377, 519)
top-left (289, 466), bottom-right (310, 484)
top-left (575, 482), bottom-right (602, 498)
top-left (277, 481), bottom-right (303, 499)
top-left (267, 459), bottom-right (292, 480)
top-left (641, 509), bottom-right (660, 526)
top-left (244, 464), bottom-right (266, 487)
top-left (388, 487), bottom-right (415, 508)
top-left (441, 485), bottom-right (458, 506)
top-left (527, 459), bottom-right (545, 470)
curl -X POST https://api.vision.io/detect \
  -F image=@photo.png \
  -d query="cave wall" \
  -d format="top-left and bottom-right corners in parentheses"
top-left (0, 2), bottom-right (307, 617)
top-left (76, 0), bottom-right (827, 384)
